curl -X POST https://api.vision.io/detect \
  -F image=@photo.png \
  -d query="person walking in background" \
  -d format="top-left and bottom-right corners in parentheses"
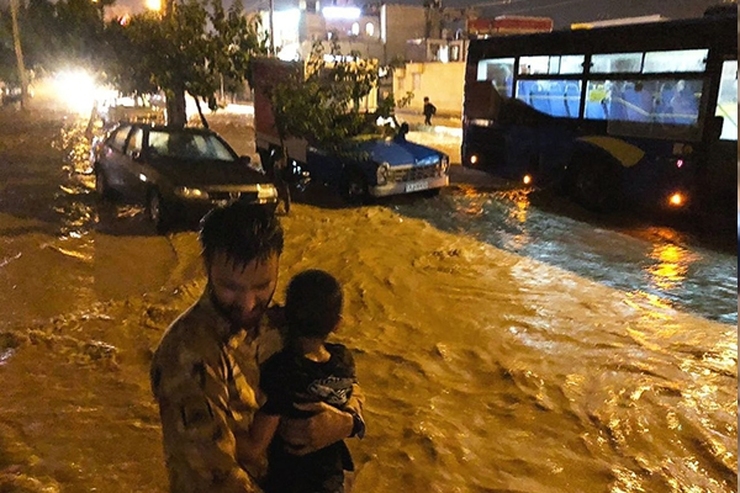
top-left (237, 269), bottom-right (363, 493)
top-left (423, 96), bottom-right (437, 125)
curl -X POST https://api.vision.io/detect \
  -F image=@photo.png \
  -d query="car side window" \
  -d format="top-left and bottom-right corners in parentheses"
top-left (126, 128), bottom-right (143, 157)
top-left (109, 126), bottom-right (131, 152)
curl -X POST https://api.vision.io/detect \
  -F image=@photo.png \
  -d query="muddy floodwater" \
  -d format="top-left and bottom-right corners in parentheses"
top-left (0, 108), bottom-right (736, 493)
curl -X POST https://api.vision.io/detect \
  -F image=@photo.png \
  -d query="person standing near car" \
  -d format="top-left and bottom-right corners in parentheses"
top-left (150, 203), bottom-right (365, 492)
top-left (423, 97), bottom-right (437, 126)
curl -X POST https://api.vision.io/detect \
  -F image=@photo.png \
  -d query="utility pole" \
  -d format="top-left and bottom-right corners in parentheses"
top-left (269, 0), bottom-right (275, 55)
top-left (10, 0), bottom-right (29, 110)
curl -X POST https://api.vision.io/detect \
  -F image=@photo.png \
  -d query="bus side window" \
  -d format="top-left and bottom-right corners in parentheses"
top-left (517, 79), bottom-right (550, 114)
top-left (655, 82), bottom-right (676, 123)
top-left (585, 82), bottom-right (607, 119)
top-left (622, 81), bottom-right (656, 122)
top-left (476, 58), bottom-right (515, 98)
top-left (670, 79), bottom-right (701, 125)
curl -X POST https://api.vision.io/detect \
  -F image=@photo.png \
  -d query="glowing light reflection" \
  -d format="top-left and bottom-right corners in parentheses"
top-left (646, 243), bottom-right (698, 291)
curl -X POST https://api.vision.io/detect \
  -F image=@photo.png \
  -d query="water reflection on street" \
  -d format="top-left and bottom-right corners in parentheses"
top-left (393, 183), bottom-right (737, 325)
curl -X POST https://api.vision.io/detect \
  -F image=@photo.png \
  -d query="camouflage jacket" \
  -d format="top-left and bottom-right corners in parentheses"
top-left (150, 291), bottom-right (286, 492)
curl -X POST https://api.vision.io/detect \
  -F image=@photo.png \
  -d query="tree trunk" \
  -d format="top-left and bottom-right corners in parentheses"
top-left (10, 0), bottom-right (29, 110)
top-left (194, 96), bottom-right (209, 129)
top-left (166, 85), bottom-right (187, 128)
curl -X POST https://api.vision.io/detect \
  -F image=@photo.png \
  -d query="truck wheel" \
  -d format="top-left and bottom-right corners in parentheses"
top-left (147, 189), bottom-right (172, 234)
top-left (341, 169), bottom-right (368, 205)
top-left (567, 152), bottom-right (622, 213)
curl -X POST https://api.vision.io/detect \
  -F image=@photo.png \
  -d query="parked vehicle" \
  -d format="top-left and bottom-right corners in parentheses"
top-left (252, 57), bottom-right (450, 204)
top-left (92, 123), bottom-right (279, 232)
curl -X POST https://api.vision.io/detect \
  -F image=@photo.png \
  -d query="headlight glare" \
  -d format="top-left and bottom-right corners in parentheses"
top-left (257, 184), bottom-right (278, 200)
top-left (175, 186), bottom-right (207, 199)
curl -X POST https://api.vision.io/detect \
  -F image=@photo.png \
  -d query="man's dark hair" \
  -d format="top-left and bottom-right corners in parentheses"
top-left (285, 269), bottom-right (343, 339)
top-left (199, 203), bottom-right (284, 268)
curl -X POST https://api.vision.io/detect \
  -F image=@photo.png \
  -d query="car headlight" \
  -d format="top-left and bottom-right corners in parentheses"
top-left (440, 155), bottom-right (450, 174)
top-left (257, 183), bottom-right (278, 200)
top-left (376, 162), bottom-right (391, 186)
top-left (174, 186), bottom-right (208, 199)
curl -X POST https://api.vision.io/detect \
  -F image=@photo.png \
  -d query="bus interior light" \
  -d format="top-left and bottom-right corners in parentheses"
top-left (523, 174), bottom-right (532, 185)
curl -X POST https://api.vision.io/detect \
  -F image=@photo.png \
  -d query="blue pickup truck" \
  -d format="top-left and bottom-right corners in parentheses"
top-left (275, 132), bottom-right (450, 203)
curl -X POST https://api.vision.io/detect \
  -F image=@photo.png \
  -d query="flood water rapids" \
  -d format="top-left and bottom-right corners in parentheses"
top-left (0, 110), bottom-right (736, 492)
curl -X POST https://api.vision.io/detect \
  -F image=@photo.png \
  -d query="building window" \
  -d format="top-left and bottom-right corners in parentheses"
top-left (365, 22), bottom-right (374, 37)
top-left (351, 22), bottom-right (360, 36)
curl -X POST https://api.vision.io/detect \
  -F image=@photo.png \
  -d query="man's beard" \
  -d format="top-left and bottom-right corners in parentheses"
top-left (209, 289), bottom-right (269, 332)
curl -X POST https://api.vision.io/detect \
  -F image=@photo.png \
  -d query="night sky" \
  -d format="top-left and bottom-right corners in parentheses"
top-left (107, 0), bottom-right (733, 29)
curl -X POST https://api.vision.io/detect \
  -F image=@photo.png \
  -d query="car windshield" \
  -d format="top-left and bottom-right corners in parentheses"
top-left (147, 130), bottom-right (236, 161)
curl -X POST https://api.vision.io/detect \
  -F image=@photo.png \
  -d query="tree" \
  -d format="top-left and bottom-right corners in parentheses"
top-left (0, 0), bottom-right (111, 86)
top-left (9, 0), bottom-right (29, 109)
top-left (103, 0), bottom-right (267, 128)
top-left (268, 40), bottom-right (388, 154)
top-left (259, 41), bottom-right (401, 212)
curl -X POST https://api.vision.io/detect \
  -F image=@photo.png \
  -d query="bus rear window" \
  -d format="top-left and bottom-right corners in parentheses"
top-left (477, 58), bottom-right (514, 97)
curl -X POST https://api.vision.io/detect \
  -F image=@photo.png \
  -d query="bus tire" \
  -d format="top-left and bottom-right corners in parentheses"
top-left (567, 152), bottom-right (622, 213)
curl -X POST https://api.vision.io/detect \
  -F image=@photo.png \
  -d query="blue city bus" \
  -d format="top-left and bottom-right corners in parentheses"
top-left (461, 6), bottom-right (737, 219)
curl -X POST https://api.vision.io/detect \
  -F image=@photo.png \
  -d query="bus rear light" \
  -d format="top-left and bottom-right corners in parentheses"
top-left (470, 155), bottom-right (479, 165)
top-left (668, 192), bottom-right (686, 207)
top-left (523, 174), bottom-right (532, 185)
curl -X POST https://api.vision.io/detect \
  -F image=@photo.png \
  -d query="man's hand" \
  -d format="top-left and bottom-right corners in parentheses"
top-left (278, 402), bottom-right (353, 456)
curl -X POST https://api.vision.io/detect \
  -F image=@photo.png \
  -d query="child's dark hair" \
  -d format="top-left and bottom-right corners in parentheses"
top-left (199, 203), bottom-right (284, 269)
top-left (285, 269), bottom-right (343, 339)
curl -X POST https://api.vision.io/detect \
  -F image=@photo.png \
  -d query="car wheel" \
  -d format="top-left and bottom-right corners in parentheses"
top-left (567, 152), bottom-right (622, 213)
top-left (95, 168), bottom-right (112, 200)
top-left (147, 189), bottom-right (172, 234)
top-left (422, 188), bottom-right (441, 198)
top-left (341, 169), bottom-right (368, 205)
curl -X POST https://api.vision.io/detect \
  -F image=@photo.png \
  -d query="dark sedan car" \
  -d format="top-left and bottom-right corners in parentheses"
top-left (92, 123), bottom-right (278, 232)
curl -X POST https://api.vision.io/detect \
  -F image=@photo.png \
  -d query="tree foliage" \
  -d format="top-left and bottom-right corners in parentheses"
top-left (268, 40), bottom-right (398, 154)
top-left (102, 0), bottom-right (268, 127)
top-left (0, 0), bottom-right (108, 82)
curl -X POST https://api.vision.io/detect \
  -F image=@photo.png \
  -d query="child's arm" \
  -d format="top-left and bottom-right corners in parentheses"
top-left (236, 411), bottom-right (281, 465)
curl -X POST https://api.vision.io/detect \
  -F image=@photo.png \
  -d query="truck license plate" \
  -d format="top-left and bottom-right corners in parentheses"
top-left (406, 180), bottom-right (430, 192)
